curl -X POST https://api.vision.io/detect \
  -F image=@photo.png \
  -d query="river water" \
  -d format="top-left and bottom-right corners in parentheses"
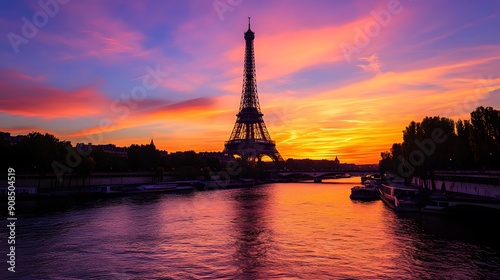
top-left (3, 177), bottom-right (500, 279)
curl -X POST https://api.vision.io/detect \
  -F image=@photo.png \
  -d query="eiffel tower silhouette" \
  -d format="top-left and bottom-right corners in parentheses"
top-left (223, 18), bottom-right (284, 164)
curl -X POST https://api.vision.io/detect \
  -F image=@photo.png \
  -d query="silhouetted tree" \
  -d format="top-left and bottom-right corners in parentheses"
top-left (0, 137), bottom-right (13, 170)
top-left (453, 119), bottom-right (475, 169)
top-left (14, 132), bottom-right (67, 186)
top-left (128, 143), bottom-right (160, 171)
top-left (76, 157), bottom-right (96, 185)
top-left (90, 148), bottom-right (128, 172)
top-left (470, 106), bottom-right (500, 169)
top-left (379, 143), bottom-right (402, 175)
top-left (380, 106), bottom-right (500, 180)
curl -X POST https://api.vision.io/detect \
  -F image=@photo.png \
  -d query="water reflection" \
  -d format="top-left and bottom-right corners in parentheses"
top-left (3, 181), bottom-right (500, 279)
top-left (392, 212), bottom-right (500, 248)
top-left (230, 186), bottom-right (275, 279)
top-left (388, 212), bottom-right (500, 279)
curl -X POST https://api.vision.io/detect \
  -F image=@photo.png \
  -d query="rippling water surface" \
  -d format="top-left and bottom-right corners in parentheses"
top-left (3, 177), bottom-right (500, 279)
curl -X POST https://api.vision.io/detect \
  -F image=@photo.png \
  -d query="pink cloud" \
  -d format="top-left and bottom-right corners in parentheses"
top-left (33, 2), bottom-right (159, 62)
top-left (0, 70), bottom-right (108, 119)
top-left (66, 96), bottom-right (221, 138)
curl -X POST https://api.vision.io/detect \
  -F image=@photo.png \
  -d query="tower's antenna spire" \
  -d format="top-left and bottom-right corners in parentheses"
top-left (248, 17), bottom-right (251, 29)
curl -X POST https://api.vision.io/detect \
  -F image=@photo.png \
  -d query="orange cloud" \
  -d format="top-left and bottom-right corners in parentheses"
top-left (260, 52), bottom-right (500, 163)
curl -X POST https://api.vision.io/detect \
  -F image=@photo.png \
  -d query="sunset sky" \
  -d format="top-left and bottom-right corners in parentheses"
top-left (1, 0), bottom-right (499, 164)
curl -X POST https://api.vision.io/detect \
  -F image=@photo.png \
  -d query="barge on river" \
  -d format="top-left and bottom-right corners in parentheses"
top-left (378, 183), bottom-right (425, 212)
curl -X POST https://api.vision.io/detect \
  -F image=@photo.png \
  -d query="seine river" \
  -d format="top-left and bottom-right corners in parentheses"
top-left (3, 177), bottom-right (500, 279)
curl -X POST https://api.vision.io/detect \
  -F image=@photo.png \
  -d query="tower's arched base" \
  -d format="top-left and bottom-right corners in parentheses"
top-left (224, 140), bottom-right (284, 165)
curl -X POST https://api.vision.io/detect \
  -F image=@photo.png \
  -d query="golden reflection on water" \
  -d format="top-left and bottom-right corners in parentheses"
top-left (8, 177), bottom-right (500, 279)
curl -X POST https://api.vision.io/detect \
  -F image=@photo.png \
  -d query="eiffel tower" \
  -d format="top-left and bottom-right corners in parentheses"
top-left (224, 18), bottom-right (284, 164)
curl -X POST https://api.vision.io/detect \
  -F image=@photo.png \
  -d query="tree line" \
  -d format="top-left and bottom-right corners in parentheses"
top-left (379, 106), bottom-right (500, 180)
top-left (0, 134), bottom-right (225, 180)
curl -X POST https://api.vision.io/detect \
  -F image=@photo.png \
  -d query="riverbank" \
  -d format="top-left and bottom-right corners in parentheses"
top-left (1, 178), bottom-right (275, 217)
top-left (1, 178), bottom-right (281, 202)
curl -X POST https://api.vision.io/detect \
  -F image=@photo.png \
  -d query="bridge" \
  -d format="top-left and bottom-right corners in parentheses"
top-left (276, 170), bottom-right (378, 182)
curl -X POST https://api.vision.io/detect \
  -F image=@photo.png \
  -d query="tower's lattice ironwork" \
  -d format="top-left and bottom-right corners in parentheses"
top-left (224, 18), bottom-right (284, 164)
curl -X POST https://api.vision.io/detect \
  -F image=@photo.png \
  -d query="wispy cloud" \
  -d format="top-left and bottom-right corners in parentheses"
top-left (357, 54), bottom-right (382, 74)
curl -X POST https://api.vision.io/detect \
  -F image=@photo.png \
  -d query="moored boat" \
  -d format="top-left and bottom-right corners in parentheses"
top-left (378, 183), bottom-right (425, 212)
top-left (0, 186), bottom-right (39, 201)
top-left (350, 184), bottom-right (379, 201)
top-left (135, 181), bottom-right (202, 193)
top-left (89, 185), bottom-right (124, 196)
top-left (136, 181), bottom-right (195, 193)
top-left (361, 173), bottom-right (381, 184)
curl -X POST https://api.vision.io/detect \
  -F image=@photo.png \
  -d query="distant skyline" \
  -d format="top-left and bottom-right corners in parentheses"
top-left (1, 0), bottom-right (499, 164)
